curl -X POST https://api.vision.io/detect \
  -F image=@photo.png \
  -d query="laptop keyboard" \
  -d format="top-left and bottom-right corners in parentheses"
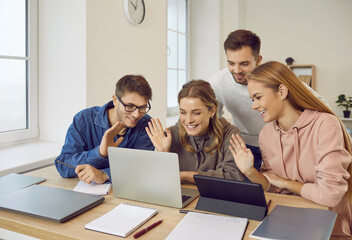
top-left (182, 195), bottom-right (191, 203)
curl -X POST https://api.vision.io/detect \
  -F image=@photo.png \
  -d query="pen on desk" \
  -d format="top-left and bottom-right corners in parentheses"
top-left (179, 209), bottom-right (192, 214)
top-left (56, 160), bottom-right (75, 169)
top-left (267, 199), bottom-right (272, 208)
top-left (133, 219), bottom-right (163, 239)
top-left (179, 209), bottom-right (210, 215)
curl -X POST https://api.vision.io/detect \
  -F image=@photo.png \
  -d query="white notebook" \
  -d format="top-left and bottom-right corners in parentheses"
top-left (73, 181), bottom-right (111, 195)
top-left (166, 212), bottom-right (248, 240)
top-left (85, 203), bottom-right (158, 237)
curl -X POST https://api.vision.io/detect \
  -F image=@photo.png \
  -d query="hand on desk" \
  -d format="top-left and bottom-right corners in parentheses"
top-left (263, 172), bottom-right (303, 195)
top-left (263, 173), bottom-right (287, 189)
top-left (180, 171), bottom-right (197, 183)
top-left (75, 164), bottom-right (109, 184)
top-left (99, 121), bottom-right (125, 158)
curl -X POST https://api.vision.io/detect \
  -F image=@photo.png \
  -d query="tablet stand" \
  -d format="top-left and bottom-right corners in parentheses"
top-left (195, 196), bottom-right (268, 220)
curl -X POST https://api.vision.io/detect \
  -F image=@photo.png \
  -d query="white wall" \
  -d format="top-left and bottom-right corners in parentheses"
top-left (189, 0), bottom-right (221, 81)
top-left (86, 1), bottom-right (167, 120)
top-left (219, 0), bottom-right (242, 68)
top-left (39, 0), bottom-right (87, 143)
top-left (39, 0), bottom-right (167, 144)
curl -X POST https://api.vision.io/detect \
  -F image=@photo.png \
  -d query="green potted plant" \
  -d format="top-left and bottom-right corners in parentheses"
top-left (335, 94), bottom-right (352, 118)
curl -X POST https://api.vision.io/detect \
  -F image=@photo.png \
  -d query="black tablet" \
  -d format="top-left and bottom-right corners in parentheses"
top-left (194, 175), bottom-right (267, 208)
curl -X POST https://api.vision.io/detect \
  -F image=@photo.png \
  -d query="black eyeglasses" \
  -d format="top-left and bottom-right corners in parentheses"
top-left (115, 95), bottom-right (151, 114)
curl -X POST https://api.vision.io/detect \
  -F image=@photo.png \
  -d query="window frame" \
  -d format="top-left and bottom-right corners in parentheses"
top-left (0, 0), bottom-right (38, 145)
top-left (167, 0), bottom-right (189, 116)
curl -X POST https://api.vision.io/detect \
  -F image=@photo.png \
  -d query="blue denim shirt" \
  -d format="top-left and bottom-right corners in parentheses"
top-left (55, 101), bottom-right (154, 181)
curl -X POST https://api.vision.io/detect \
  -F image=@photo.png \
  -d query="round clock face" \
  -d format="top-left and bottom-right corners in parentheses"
top-left (124, 0), bottom-right (145, 24)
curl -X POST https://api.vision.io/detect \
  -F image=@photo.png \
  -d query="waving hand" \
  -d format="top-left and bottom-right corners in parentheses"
top-left (146, 118), bottom-right (172, 152)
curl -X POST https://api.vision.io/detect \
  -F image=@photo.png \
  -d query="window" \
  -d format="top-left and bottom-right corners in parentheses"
top-left (0, 0), bottom-right (38, 145)
top-left (167, 0), bottom-right (188, 115)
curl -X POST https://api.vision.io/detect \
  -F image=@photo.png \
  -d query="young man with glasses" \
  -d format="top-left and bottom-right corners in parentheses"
top-left (55, 75), bottom-right (154, 184)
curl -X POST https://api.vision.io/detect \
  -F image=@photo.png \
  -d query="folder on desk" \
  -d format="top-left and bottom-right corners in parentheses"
top-left (0, 185), bottom-right (104, 222)
top-left (250, 205), bottom-right (337, 240)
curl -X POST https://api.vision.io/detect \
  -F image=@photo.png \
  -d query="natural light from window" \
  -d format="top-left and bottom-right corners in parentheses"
top-left (0, 0), bottom-right (38, 144)
top-left (167, 0), bottom-right (188, 115)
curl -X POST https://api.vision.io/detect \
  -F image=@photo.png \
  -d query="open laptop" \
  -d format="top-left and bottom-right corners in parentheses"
top-left (108, 147), bottom-right (199, 208)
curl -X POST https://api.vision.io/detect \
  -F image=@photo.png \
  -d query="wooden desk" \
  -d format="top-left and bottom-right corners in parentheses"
top-left (0, 165), bottom-right (328, 240)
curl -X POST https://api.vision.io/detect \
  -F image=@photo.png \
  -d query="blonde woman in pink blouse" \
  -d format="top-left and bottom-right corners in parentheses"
top-left (230, 61), bottom-right (352, 239)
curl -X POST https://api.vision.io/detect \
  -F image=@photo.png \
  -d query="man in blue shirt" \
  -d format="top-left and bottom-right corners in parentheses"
top-left (55, 75), bottom-right (154, 183)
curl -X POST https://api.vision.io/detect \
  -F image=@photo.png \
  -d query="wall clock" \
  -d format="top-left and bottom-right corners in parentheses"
top-left (124, 0), bottom-right (145, 24)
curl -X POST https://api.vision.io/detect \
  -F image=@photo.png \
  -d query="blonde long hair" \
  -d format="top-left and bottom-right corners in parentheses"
top-left (178, 80), bottom-right (223, 155)
top-left (248, 61), bottom-right (352, 200)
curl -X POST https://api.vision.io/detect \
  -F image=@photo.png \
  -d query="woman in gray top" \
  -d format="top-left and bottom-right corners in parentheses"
top-left (146, 80), bottom-right (245, 183)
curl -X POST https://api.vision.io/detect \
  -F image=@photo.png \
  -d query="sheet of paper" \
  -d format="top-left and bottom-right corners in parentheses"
top-left (73, 181), bottom-right (111, 195)
top-left (166, 212), bottom-right (248, 240)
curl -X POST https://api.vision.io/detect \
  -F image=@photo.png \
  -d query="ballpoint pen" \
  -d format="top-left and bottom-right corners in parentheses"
top-left (133, 219), bottom-right (163, 239)
top-left (56, 160), bottom-right (75, 169)
top-left (267, 199), bottom-right (272, 208)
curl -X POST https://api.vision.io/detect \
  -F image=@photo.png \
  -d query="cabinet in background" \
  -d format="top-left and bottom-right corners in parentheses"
top-left (289, 65), bottom-right (316, 90)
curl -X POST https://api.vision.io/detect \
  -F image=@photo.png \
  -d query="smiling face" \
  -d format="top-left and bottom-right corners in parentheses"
top-left (247, 80), bottom-right (285, 123)
top-left (226, 46), bottom-right (262, 85)
top-left (113, 91), bottom-right (149, 128)
top-left (179, 97), bottom-right (215, 137)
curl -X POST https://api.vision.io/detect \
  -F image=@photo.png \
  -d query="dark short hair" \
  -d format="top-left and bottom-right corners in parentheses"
top-left (224, 29), bottom-right (261, 58)
top-left (115, 75), bottom-right (152, 101)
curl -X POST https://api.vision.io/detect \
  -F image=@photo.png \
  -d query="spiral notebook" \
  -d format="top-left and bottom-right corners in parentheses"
top-left (85, 203), bottom-right (158, 237)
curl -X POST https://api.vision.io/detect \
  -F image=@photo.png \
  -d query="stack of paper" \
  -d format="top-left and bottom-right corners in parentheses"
top-left (166, 212), bottom-right (248, 240)
top-left (73, 181), bottom-right (111, 195)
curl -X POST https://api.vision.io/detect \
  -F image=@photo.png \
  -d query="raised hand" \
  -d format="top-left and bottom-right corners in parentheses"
top-left (145, 118), bottom-right (172, 152)
top-left (99, 121), bottom-right (125, 158)
top-left (229, 133), bottom-right (254, 175)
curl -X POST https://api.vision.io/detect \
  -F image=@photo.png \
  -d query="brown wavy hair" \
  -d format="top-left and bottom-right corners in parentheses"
top-left (178, 80), bottom-right (223, 155)
top-left (248, 61), bottom-right (352, 200)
